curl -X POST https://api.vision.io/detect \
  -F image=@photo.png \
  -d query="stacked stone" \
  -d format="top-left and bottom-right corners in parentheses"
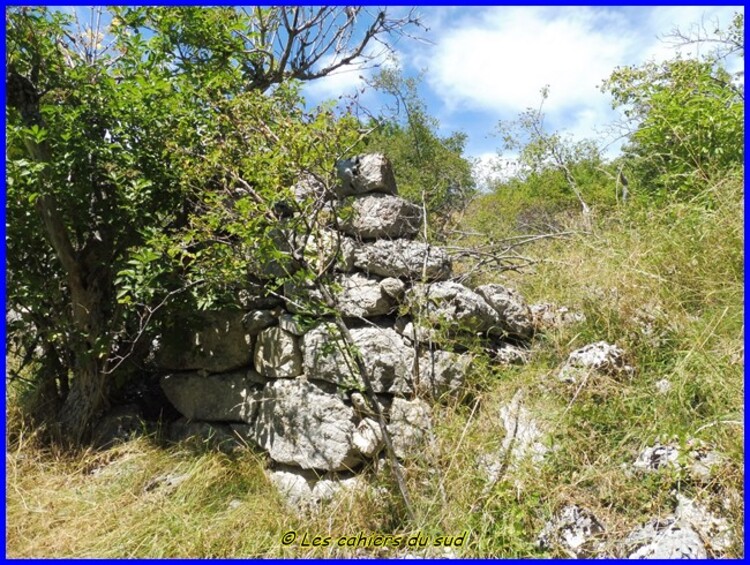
top-left (154, 153), bottom-right (535, 485)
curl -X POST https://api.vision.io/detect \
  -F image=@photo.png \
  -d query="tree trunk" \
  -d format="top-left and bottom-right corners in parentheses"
top-left (9, 70), bottom-right (113, 444)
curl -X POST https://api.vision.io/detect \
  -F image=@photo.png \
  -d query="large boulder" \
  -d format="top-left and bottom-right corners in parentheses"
top-left (475, 284), bottom-right (534, 340)
top-left (335, 153), bottom-right (398, 197)
top-left (154, 310), bottom-right (261, 373)
top-left (338, 193), bottom-right (423, 239)
top-left (160, 370), bottom-right (264, 422)
top-left (353, 239), bottom-right (452, 281)
top-left (254, 327), bottom-right (303, 379)
top-left (407, 281), bottom-right (502, 336)
top-left (303, 324), bottom-right (415, 394)
top-left (250, 378), bottom-right (364, 471)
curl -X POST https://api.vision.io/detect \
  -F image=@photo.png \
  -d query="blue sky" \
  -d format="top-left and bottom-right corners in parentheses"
top-left (300, 6), bottom-right (743, 182)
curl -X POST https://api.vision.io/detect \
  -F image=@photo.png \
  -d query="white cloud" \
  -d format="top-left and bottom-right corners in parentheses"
top-left (423, 7), bottom-right (632, 115)
top-left (412, 5), bottom-right (742, 158)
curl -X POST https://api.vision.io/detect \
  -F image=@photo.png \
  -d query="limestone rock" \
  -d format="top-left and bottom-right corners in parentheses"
top-left (352, 418), bottom-right (384, 458)
top-left (237, 278), bottom-right (283, 310)
top-left (623, 518), bottom-right (706, 559)
top-left (353, 239), bottom-right (452, 281)
top-left (338, 193), bottom-right (423, 239)
top-left (160, 371), bottom-right (263, 423)
top-left (393, 317), bottom-right (439, 343)
top-left (632, 439), bottom-right (722, 481)
top-left (294, 229), bottom-right (356, 273)
top-left (380, 277), bottom-right (406, 300)
top-left (254, 327), bottom-right (303, 379)
top-left (154, 310), bottom-right (255, 373)
top-left (292, 174), bottom-right (328, 203)
top-left (268, 466), bottom-right (363, 514)
top-left (251, 378), bottom-right (363, 471)
top-left (286, 273), bottom-right (395, 318)
top-left (674, 494), bottom-right (733, 554)
top-left (475, 283), bottom-right (534, 340)
top-left (407, 281), bottom-right (501, 335)
top-left (303, 324), bottom-right (414, 394)
top-left (558, 341), bottom-right (633, 383)
top-left (530, 302), bottom-right (586, 330)
top-left (278, 313), bottom-right (306, 336)
top-left (633, 442), bottom-right (681, 473)
top-left (335, 153), bottom-right (397, 197)
top-left (494, 343), bottom-right (531, 366)
top-left (417, 350), bottom-right (472, 398)
top-left (333, 273), bottom-right (397, 318)
top-left (387, 397), bottom-right (432, 459)
top-left (499, 390), bottom-right (548, 466)
top-left (538, 505), bottom-right (606, 557)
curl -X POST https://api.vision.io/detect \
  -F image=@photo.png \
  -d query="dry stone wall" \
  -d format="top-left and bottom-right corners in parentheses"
top-left (152, 153), bottom-right (536, 481)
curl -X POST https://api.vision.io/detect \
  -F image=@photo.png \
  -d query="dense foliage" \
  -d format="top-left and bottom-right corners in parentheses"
top-left (602, 13), bottom-right (744, 196)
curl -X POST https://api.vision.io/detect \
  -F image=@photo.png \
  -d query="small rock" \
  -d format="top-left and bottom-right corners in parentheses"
top-left (91, 405), bottom-right (148, 449)
top-left (406, 281), bottom-right (501, 336)
top-left (143, 472), bottom-right (190, 493)
top-left (494, 343), bottom-right (531, 366)
top-left (380, 277), bottom-right (406, 300)
top-left (530, 303), bottom-right (585, 330)
top-left (242, 309), bottom-right (278, 334)
top-left (303, 324), bottom-right (414, 394)
top-left (622, 518), bottom-right (706, 559)
top-left (558, 341), bottom-right (633, 384)
top-left (416, 350), bottom-right (472, 399)
top-left (268, 466), bottom-right (363, 514)
top-left (278, 313), bottom-right (306, 336)
top-left (499, 390), bottom-right (548, 466)
top-left (292, 173), bottom-right (328, 203)
top-left (633, 441), bottom-right (681, 472)
top-left (352, 418), bottom-right (384, 458)
top-left (655, 378), bottom-right (672, 394)
top-left (632, 439), bottom-right (721, 480)
top-left (538, 504), bottom-right (605, 557)
top-left (228, 498), bottom-right (243, 510)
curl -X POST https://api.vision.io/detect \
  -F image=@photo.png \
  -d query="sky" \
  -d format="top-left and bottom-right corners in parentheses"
top-left (300, 6), bottom-right (743, 183)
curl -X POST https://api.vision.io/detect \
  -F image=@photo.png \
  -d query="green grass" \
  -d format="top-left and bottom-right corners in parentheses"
top-left (6, 171), bottom-right (743, 557)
